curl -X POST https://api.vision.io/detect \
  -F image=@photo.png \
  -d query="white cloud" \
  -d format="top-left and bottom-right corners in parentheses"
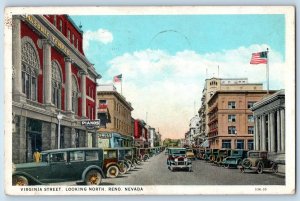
top-left (104, 45), bottom-right (285, 140)
top-left (83, 29), bottom-right (113, 50)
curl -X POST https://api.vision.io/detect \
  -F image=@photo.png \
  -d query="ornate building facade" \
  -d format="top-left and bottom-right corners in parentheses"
top-left (12, 15), bottom-right (100, 163)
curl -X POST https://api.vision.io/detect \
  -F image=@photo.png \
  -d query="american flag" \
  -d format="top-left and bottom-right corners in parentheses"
top-left (113, 74), bottom-right (122, 82)
top-left (250, 51), bottom-right (268, 64)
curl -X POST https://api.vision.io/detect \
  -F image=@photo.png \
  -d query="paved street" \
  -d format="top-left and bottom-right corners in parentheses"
top-left (54, 152), bottom-right (285, 186)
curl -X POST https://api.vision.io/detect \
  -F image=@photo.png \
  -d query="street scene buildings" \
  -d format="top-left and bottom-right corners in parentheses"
top-left (8, 11), bottom-right (293, 190)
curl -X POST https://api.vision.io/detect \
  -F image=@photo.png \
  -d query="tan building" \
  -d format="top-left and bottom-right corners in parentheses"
top-left (197, 77), bottom-right (263, 146)
top-left (97, 84), bottom-right (134, 148)
top-left (207, 90), bottom-right (276, 150)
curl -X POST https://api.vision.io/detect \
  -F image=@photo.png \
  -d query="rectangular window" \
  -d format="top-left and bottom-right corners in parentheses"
top-left (222, 140), bottom-right (231, 149)
top-left (67, 30), bottom-right (70, 40)
top-left (72, 34), bottom-right (75, 45)
top-left (228, 115), bottom-right (236, 122)
top-left (248, 115), bottom-right (254, 123)
top-left (59, 20), bottom-right (63, 32)
top-left (248, 126), bottom-right (254, 134)
top-left (248, 140), bottom-right (254, 150)
top-left (53, 16), bottom-right (57, 27)
top-left (91, 107), bottom-right (94, 120)
top-left (98, 113), bottom-right (107, 127)
top-left (228, 126), bottom-right (236, 134)
top-left (25, 73), bottom-right (30, 99)
top-left (228, 101), bottom-right (236, 109)
top-left (237, 140), bottom-right (244, 149)
top-left (247, 101), bottom-right (256, 109)
top-left (22, 71), bottom-right (25, 93)
top-left (86, 151), bottom-right (99, 161)
top-left (99, 100), bottom-right (107, 104)
top-left (50, 152), bottom-right (67, 163)
top-left (70, 151), bottom-right (84, 162)
top-left (76, 39), bottom-right (79, 48)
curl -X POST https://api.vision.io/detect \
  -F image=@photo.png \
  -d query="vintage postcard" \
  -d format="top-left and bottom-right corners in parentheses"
top-left (4, 6), bottom-right (295, 195)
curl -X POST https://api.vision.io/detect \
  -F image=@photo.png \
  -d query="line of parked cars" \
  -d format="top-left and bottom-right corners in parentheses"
top-left (191, 148), bottom-right (279, 174)
top-left (12, 146), bottom-right (164, 186)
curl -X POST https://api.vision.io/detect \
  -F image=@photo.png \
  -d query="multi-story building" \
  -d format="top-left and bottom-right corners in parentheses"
top-left (189, 115), bottom-right (201, 146)
top-left (12, 15), bottom-right (100, 163)
top-left (198, 77), bottom-right (263, 147)
top-left (96, 84), bottom-right (134, 148)
top-left (207, 90), bottom-right (275, 150)
top-left (134, 119), bottom-right (149, 148)
top-left (251, 90), bottom-right (285, 163)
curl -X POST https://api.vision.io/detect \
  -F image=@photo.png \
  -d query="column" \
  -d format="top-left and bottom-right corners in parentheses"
top-left (19, 116), bottom-right (27, 163)
top-left (50, 123), bottom-right (57, 149)
top-left (81, 71), bottom-right (87, 117)
top-left (65, 58), bottom-right (72, 112)
top-left (12, 16), bottom-right (25, 102)
top-left (267, 114), bottom-right (271, 151)
top-left (280, 109), bottom-right (285, 152)
top-left (71, 128), bottom-right (76, 148)
top-left (276, 110), bottom-right (281, 152)
top-left (270, 112), bottom-right (276, 152)
top-left (254, 116), bottom-right (260, 150)
top-left (43, 39), bottom-right (53, 105)
top-left (261, 115), bottom-right (267, 151)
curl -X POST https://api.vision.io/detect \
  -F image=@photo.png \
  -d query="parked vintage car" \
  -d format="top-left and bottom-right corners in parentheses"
top-left (204, 148), bottom-right (211, 161)
top-left (12, 148), bottom-right (105, 186)
top-left (209, 149), bottom-right (219, 162)
top-left (103, 148), bottom-right (127, 178)
top-left (132, 147), bottom-right (142, 165)
top-left (138, 148), bottom-right (150, 161)
top-left (167, 148), bottom-right (192, 172)
top-left (186, 148), bottom-right (196, 160)
top-left (118, 148), bottom-right (133, 171)
top-left (238, 151), bottom-right (278, 174)
top-left (223, 149), bottom-right (248, 168)
top-left (214, 149), bottom-right (231, 166)
top-left (194, 148), bottom-right (205, 160)
top-left (164, 148), bottom-right (169, 155)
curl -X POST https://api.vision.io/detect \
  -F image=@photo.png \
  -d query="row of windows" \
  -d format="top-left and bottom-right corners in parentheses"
top-left (222, 139), bottom-right (254, 150)
top-left (227, 101), bottom-right (256, 109)
top-left (87, 104), bottom-right (95, 120)
top-left (228, 114), bottom-right (254, 123)
top-left (114, 117), bottom-right (131, 134)
top-left (228, 126), bottom-right (254, 134)
top-left (53, 16), bottom-right (80, 51)
top-left (87, 86), bottom-right (95, 99)
top-left (114, 102), bottom-right (130, 120)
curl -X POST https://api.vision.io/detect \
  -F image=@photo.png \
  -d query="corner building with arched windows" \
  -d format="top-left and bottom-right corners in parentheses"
top-left (12, 15), bottom-right (101, 163)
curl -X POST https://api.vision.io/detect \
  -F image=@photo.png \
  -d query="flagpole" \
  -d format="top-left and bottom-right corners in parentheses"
top-left (266, 48), bottom-right (269, 94)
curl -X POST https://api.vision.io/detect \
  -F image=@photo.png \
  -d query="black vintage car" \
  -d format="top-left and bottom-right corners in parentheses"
top-left (238, 151), bottom-right (278, 174)
top-left (214, 149), bottom-right (231, 166)
top-left (12, 148), bottom-right (105, 186)
top-left (167, 148), bottom-right (192, 172)
top-left (223, 149), bottom-right (248, 168)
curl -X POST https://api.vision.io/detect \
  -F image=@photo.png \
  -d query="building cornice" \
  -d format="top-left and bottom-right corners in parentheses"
top-left (251, 89), bottom-right (285, 111)
top-left (97, 91), bottom-right (134, 111)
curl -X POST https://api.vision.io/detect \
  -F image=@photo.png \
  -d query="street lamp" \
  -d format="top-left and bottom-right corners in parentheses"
top-left (57, 112), bottom-right (63, 149)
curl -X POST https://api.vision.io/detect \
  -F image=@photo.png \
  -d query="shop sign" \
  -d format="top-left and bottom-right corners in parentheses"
top-left (81, 120), bottom-right (100, 130)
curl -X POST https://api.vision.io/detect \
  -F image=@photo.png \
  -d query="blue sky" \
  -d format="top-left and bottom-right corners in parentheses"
top-left (71, 14), bottom-right (286, 139)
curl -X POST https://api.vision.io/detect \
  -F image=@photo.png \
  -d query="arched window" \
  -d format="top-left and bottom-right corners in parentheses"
top-left (21, 40), bottom-right (39, 101)
top-left (51, 61), bottom-right (62, 109)
top-left (72, 76), bottom-right (79, 115)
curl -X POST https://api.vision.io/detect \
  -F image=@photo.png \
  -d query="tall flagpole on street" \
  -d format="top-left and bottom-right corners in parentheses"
top-left (266, 48), bottom-right (269, 94)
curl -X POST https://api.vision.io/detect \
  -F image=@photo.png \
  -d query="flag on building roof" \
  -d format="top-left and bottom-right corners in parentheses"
top-left (250, 51), bottom-right (268, 64)
top-left (113, 74), bottom-right (122, 82)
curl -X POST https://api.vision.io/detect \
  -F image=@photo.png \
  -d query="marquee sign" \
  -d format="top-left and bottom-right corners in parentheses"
top-left (81, 120), bottom-right (100, 130)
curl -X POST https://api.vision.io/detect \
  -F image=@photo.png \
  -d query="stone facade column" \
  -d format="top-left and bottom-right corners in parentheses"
top-left (267, 114), bottom-right (271, 151)
top-left (270, 112), bottom-right (276, 152)
top-left (280, 109), bottom-right (285, 152)
top-left (276, 110), bottom-right (281, 152)
top-left (71, 128), bottom-right (76, 148)
top-left (12, 16), bottom-right (25, 102)
top-left (81, 71), bottom-right (87, 118)
top-left (50, 123), bottom-right (57, 149)
top-left (63, 127), bottom-right (71, 148)
top-left (41, 122), bottom-right (51, 151)
top-left (254, 116), bottom-right (260, 150)
top-left (19, 116), bottom-right (27, 163)
top-left (65, 58), bottom-right (72, 112)
top-left (261, 115), bottom-right (267, 151)
top-left (43, 39), bottom-right (53, 106)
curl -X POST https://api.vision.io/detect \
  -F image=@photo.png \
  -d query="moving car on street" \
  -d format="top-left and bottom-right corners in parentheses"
top-left (238, 151), bottom-right (278, 174)
top-left (167, 148), bottom-right (192, 172)
top-left (12, 148), bottom-right (105, 186)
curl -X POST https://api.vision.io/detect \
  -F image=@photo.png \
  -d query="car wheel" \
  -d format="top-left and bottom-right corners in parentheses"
top-left (242, 159), bottom-right (251, 169)
top-left (143, 155), bottom-right (149, 161)
top-left (131, 162), bottom-right (136, 170)
top-left (118, 162), bottom-right (128, 175)
top-left (136, 159), bottom-right (142, 165)
top-left (12, 175), bottom-right (28, 186)
top-left (272, 163), bottom-right (279, 173)
top-left (257, 162), bottom-right (264, 174)
top-left (224, 164), bottom-right (230, 169)
top-left (106, 165), bottom-right (119, 178)
top-left (125, 160), bottom-right (132, 171)
top-left (85, 170), bottom-right (102, 185)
